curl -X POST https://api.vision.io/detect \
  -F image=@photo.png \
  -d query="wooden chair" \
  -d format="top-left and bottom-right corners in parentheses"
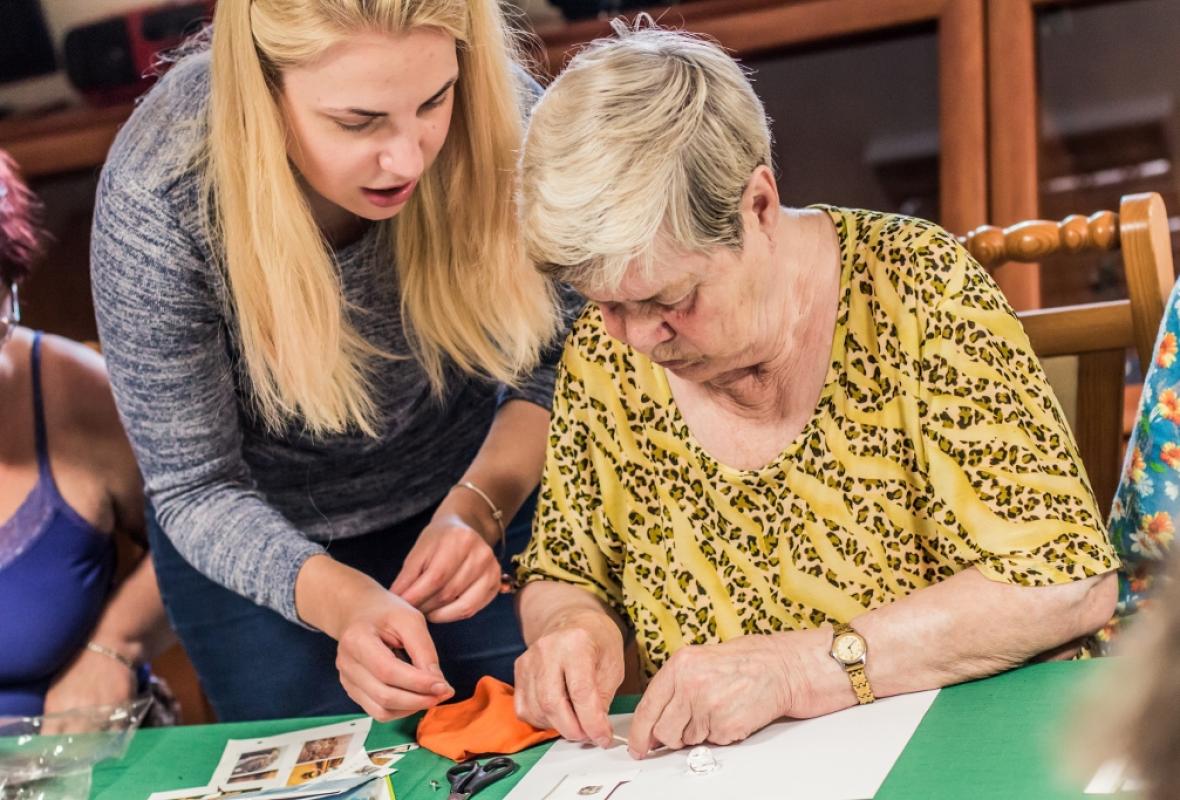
top-left (959, 192), bottom-right (1175, 515)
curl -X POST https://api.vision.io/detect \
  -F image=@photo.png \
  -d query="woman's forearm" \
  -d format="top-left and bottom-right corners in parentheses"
top-left (517, 580), bottom-right (628, 645)
top-left (785, 567), bottom-right (1118, 718)
top-left (435, 399), bottom-right (550, 545)
top-left (89, 556), bottom-right (176, 664)
top-left (295, 554), bottom-right (390, 638)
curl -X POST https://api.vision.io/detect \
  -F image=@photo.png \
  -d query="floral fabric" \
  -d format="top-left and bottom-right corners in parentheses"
top-left (1103, 276), bottom-right (1180, 646)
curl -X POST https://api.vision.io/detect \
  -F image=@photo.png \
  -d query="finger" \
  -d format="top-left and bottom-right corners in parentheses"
top-left (425, 569), bottom-right (499, 623)
top-left (349, 624), bottom-right (449, 696)
top-left (418, 551), bottom-right (488, 615)
top-left (378, 608), bottom-right (447, 684)
top-left (535, 661), bottom-right (589, 742)
top-left (514, 656), bottom-right (546, 729)
top-left (390, 544), bottom-right (430, 597)
top-left (338, 643), bottom-right (446, 702)
top-left (341, 670), bottom-right (392, 721)
top-left (406, 531), bottom-right (494, 612)
top-left (398, 555), bottom-right (458, 609)
top-left (564, 653), bottom-right (613, 747)
top-left (683, 715), bottom-right (709, 747)
top-left (339, 657), bottom-right (447, 720)
top-left (340, 672), bottom-right (437, 723)
top-left (595, 650), bottom-right (626, 706)
top-left (340, 674), bottom-right (387, 721)
top-left (649, 687), bottom-right (691, 752)
top-left (628, 669), bottom-right (675, 759)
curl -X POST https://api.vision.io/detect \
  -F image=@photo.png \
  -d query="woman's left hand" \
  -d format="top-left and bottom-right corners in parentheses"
top-left (626, 634), bottom-right (805, 758)
top-left (390, 512), bottom-right (503, 624)
top-left (44, 645), bottom-right (138, 716)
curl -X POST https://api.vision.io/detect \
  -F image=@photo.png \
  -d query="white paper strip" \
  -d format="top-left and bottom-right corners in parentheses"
top-left (506, 690), bottom-right (939, 800)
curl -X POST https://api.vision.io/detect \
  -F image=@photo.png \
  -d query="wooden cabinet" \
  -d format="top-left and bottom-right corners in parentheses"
top-left (536, 0), bottom-right (988, 238)
top-left (4, 0), bottom-right (1177, 337)
top-left (990, 0), bottom-right (1180, 318)
top-left (535, 0), bottom-right (1180, 313)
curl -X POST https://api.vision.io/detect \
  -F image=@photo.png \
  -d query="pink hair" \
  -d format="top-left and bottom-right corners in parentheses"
top-left (0, 149), bottom-right (45, 286)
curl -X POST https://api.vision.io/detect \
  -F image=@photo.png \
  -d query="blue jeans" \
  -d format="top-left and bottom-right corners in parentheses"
top-left (148, 496), bottom-right (534, 721)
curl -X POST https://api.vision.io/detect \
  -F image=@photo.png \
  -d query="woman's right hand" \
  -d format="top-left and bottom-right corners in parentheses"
top-left (297, 555), bottom-right (454, 721)
top-left (513, 609), bottom-right (625, 748)
top-left (335, 590), bottom-right (455, 720)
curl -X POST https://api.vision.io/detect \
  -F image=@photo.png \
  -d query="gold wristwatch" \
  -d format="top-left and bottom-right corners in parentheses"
top-left (830, 622), bottom-right (875, 705)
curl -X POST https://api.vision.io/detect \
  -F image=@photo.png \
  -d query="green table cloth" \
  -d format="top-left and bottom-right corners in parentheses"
top-left (89, 660), bottom-right (1124, 800)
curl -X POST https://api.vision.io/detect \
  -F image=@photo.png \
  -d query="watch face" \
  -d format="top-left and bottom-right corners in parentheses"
top-left (833, 633), bottom-right (866, 664)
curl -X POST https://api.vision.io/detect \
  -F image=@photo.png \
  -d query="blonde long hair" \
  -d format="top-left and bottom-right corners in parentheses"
top-left (204, 0), bottom-right (558, 437)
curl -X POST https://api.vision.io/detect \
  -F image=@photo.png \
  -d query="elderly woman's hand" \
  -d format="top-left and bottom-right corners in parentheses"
top-left (627, 633), bottom-right (818, 758)
top-left (514, 609), bottom-right (625, 748)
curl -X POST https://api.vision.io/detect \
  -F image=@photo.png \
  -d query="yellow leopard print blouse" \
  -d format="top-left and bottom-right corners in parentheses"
top-left (516, 206), bottom-right (1119, 677)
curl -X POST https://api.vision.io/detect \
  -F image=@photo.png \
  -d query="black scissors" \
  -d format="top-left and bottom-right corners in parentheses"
top-left (445, 756), bottom-right (519, 800)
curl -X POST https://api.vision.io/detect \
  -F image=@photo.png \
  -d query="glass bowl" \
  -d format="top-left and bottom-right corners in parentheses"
top-left (0, 696), bottom-right (152, 800)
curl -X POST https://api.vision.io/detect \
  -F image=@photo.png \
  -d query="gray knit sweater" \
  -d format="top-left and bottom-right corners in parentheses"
top-left (90, 53), bottom-right (562, 623)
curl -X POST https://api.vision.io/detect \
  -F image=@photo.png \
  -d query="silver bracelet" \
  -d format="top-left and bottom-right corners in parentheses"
top-left (454, 480), bottom-right (507, 557)
top-left (86, 641), bottom-right (138, 673)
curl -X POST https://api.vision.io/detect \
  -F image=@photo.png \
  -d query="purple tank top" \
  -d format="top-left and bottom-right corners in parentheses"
top-left (0, 332), bottom-right (115, 717)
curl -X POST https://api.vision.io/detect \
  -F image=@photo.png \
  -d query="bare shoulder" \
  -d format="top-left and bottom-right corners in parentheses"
top-left (36, 333), bottom-right (145, 537)
top-left (37, 333), bottom-right (128, 448)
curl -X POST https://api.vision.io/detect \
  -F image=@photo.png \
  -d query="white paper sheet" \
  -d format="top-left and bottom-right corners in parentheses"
top-left (206, 718), bottom-right (372, 793)
top-left (147, 720), bottom-right (391, 800)
top-left (1085, 758), bottom-right (1145, 795)
top-left (146, 789), bottom-right (215, 800)
top-left (505, 690), bottom-right (939, 800)
top-left (219, 750), bottom-right (395, 800)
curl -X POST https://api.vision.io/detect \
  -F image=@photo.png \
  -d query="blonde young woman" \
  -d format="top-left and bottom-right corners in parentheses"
top-left (90, 0), bottom-right (565, 721)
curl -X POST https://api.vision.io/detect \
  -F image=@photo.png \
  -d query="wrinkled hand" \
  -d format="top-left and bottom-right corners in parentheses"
top-left (390, 512), bottom-right (502, 623)
top-left (514, 612), bottom-right (625, 748)
top-left (336, 588), bottom-right (454, 722)
top-left (628, 635), bottom-right (797, 758)
top-left (43, 646), bottom-right (138, 717)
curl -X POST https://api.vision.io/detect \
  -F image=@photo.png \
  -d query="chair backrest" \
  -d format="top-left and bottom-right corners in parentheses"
top-left (959, 192), bottom-right (1175, 514)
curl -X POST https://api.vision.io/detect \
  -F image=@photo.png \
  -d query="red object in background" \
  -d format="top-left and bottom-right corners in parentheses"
top-left (63, 1), bottom-right (215, 107)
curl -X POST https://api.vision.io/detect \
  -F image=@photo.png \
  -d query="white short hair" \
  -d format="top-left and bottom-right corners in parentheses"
top-left (519, 23), bottom-right (772, 291)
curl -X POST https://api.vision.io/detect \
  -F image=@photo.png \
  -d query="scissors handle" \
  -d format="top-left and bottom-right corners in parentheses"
top-left (446, 757), bottom-right (519, 797)
top-left (446, 760), bottom-right (477, 786)
top-left (476, 756), bottom-right (519, 783)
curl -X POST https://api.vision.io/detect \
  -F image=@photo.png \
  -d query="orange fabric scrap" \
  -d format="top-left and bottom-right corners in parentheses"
top-left (417, 676), bottom-right (559, 761)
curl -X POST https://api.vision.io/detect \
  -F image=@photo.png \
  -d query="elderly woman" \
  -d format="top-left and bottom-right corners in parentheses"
top-left (512, 26), bottom-right (1119, 759)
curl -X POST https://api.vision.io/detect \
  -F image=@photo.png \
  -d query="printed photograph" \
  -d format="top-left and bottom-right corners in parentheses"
top-left (286, 756), bottom-right (346, 786)
top-left (228, 747), bottom-right (282, 778)
top-left (225, 769), bottom-right (279, 785)
top-left (365, 744), bottom-right (415, 767)
top-left (296, 734), bottom-right (353, 763)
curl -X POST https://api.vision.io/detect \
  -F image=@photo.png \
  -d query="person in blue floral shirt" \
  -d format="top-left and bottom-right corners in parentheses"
top-left (1104, 277), bottom-right (1180, 647)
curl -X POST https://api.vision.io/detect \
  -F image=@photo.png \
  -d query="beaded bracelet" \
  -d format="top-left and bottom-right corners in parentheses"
top-left (86, 641), bottom-right (137, 673)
